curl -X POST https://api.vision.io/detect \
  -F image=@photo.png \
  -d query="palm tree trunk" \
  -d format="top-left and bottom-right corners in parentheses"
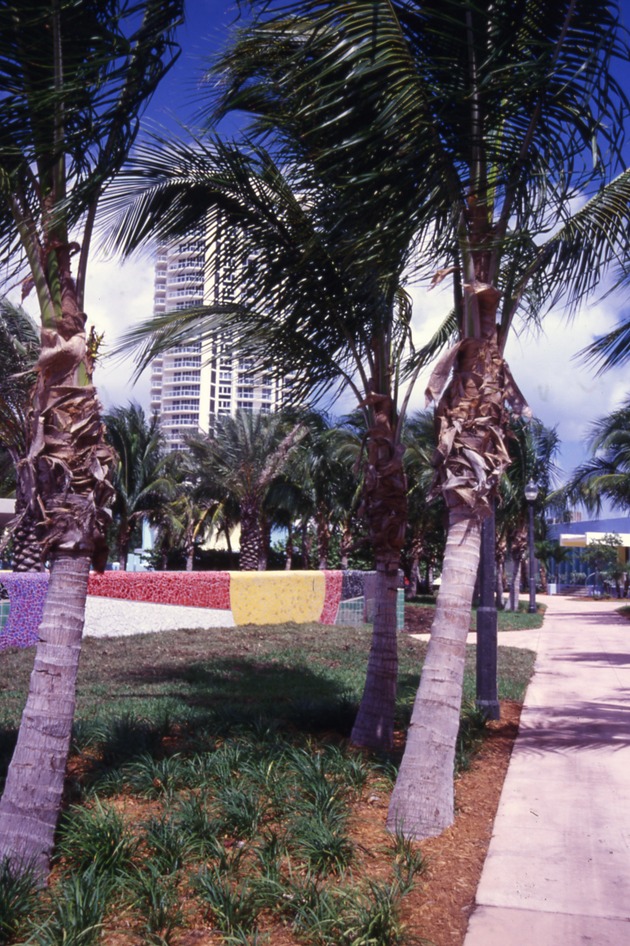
top-left (118, 527), bottom-right (130, 571)
top-left (509, 550), bottom-right (523, 610)
top-left (386, 331), bottom-right (525, 837)
top-left (351, 393), bottom-right (407, 752)
top-left (0, 550), bottom-right (90, 878)
top-left (316, 503), bottom-right (330, 570)
top-left (539, 561), bottom-right (548, 594)
top-left (495, 539), bottom-right (506, 609)
top-left (300, 519), bottom-right (311, 569)
top-left (258, 518), bottom-right (270, 571)
top-left (285, 524), bottom-right (293, 570)
top-left (11, 513), bottom-right (45, 573)
top-left (11, 477), bottom-right (44, 572)
top-left (351, 549), bottom-right (400, 750)
top-left (408, 536), bottom-right (422, 598)
top-left (239, 501), bottom-right (262, 571)
top-left (340, 523), bottom-right (352, 570)
top-left (386, 507), bottom-right (481, 837)
top-left (0, 295), bottom-right (114, 881)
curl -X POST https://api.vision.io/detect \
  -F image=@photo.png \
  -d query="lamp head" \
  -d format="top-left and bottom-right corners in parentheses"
top-left (524, 479), bottom-right (538, 503)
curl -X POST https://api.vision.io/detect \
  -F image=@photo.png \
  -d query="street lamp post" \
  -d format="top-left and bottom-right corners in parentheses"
top-left (525, 479), bottom-right (538, 614)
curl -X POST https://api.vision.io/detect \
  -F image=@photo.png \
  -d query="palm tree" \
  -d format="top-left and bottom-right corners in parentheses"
top-left (0, 298), bottom-right (41, 570)
top-left (275, 412), bottom-right (363, 570)
top-left (199, 0), bottom-right (630, 837)
top-left (0, 0), bottom-right (182, 880)
top-left (497, 419), bottom-right (562, 609)
top-left (103, 138), bottom-right (426, 750)
top-left (565, 397), bottom-right (630, 514)
top-left (186, 410), bottom-right (307, 571)
top-left (104, 402), bottom-right (174, 570)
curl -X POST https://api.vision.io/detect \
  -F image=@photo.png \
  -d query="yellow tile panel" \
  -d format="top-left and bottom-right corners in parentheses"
top-left (230, 571), bottom-right (326, 625)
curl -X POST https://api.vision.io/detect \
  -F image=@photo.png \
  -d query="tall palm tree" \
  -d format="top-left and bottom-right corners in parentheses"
top-left (243, 0), bottom-right (630, 839)
top-left (0, 0), bottom-right (182, 879)
top-left (186, 410), bottom-right (307, 571)
top-left (274, 412), bottom-right (363, 570)
top-left (104, 402), bottom-right (174, 570)
top-left (210, 0), bottom-right (630, 837)
top-left (0, 298), bottom-right (41, 570)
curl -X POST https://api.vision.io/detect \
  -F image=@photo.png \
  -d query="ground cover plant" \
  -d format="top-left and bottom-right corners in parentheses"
top-left (0, 620), bottom-right (534, 944)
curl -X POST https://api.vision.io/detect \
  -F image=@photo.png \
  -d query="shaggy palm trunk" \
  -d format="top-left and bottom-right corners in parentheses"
top-left (11, 475), bottom-right (44, 571)
top-left (387, 507), bottom-right (482, 836)
top-left (0, 243), bottom-right (114, 880)
top-left (0, 552), bottom-right (90, 876)
top-left (11, 515), bottom-right (45, 572)
top-left (351, 393), bottom-right (407, 752)
top-left (386, 326), bottom-right (527, 837)
top-left (239, 500), bottom-right (262, 571)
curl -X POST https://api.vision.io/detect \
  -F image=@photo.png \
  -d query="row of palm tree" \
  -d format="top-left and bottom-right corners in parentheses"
top-left (99, 403), bottom-right (445, 581)
top-left (102, 0), bottom-right (630, 836)
top-left (2, 0), bottom-right (630, 878)
top-left (5, 385), bottom-right (571, 602)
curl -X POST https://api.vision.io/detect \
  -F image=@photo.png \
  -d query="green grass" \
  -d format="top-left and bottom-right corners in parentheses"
top-left (0, 622), bottom-right (534, 737)
top-left (406, 598), bottom-right (545, 632)
top-left (0, 621), bottom-right (536, 945)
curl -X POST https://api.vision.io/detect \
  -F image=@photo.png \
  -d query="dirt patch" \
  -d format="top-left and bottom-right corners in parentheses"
top-left (403, 604), bottom-right (437, 634)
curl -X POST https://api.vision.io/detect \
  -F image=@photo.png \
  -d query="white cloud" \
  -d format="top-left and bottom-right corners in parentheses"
top-left (85, 254), bottom-right (155, 410)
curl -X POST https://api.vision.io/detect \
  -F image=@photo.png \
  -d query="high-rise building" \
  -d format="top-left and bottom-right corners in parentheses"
top-left (150, 224), bottom-right (288, 452)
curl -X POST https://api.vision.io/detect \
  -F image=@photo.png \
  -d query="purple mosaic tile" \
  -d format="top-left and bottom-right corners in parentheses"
top-left (0, 572), bottom-right (48, 651)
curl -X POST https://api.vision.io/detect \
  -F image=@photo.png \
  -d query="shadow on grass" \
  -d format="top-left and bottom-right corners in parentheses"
top-left (114, 655), bottom-right (358, 721)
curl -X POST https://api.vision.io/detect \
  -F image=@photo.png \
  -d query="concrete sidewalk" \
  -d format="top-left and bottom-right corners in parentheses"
top-left (464, 594), bottom-right (630, 945)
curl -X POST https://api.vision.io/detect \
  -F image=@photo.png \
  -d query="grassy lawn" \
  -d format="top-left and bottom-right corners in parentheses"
top-left (406, 597), bottom-right (546, 632)
top-left (0, 623), bottom-right (536, 945)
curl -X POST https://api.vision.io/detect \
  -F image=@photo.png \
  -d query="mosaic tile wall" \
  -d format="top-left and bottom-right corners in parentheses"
top-left (0, 568), bottom-right (363, 647)
top-left (87, 571), bottom-right (232, 609)
top-left (0, 572), bottom-right (48, 649)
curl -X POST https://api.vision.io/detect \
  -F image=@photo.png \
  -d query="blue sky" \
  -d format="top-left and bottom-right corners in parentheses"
top-left (81, 0), bottom-right (630, 487)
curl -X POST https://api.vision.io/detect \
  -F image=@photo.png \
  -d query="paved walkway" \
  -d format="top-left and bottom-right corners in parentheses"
top-left (464, 594), bottom-right (630, 945)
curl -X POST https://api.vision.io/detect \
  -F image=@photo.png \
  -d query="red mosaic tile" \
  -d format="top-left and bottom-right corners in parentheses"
top-left (87, 572), bottom-right (232, 609)
top-left (320, 570), bottom-right (343, 624)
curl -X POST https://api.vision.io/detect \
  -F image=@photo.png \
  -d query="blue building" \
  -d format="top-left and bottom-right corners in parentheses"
top-left (547, 516), bottom-right (630, 591)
